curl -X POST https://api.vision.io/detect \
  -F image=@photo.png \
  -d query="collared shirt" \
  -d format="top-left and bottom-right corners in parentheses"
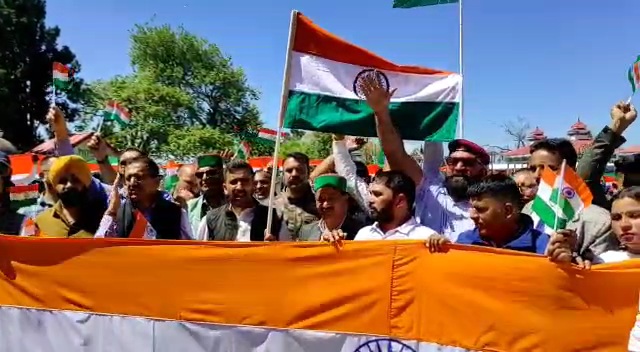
top-left (195, 205), bottom-right (291, 241)
top-left (415, 142), bottom-right (475, 242)
top-left (354, 217), bottom-right (437, 241)
top-left (94, 200), bottom-right (193, 240)
top-left (455, 215), bottom-right (549, 254)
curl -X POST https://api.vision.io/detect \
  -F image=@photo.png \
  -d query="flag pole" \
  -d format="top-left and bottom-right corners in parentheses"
top-left (553, 159), bottom-right (567, 231)
top-left (265, 10), bottom-right (298, 237)
top-left (457, 0), bottom-right (464, 139)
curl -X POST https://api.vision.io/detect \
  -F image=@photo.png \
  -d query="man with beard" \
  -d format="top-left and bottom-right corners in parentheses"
top-left (299, 174), bottom-right (368, 241)
top-left (197, 160), bottom-right (286, 241)
top-left (34, 156), bottom-right (107, 238)
top-left (325, 170), bottom-right (436, 242)
top-left (358, 74), bottom-right (488, 240)
top-left (274, 152), bottom-right (319, 240)
top-left (187, 154), bottom-right (227, 235)
top-left (96, 156), bottom-right (192, 239)
top-left (523, 138), bottom-right (617, 260)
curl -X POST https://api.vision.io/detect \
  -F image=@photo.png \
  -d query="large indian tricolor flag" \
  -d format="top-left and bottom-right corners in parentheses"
top-left (0, 238), bottom-right (638, 351)
top-left (283, 12), bottom-right (461, 141)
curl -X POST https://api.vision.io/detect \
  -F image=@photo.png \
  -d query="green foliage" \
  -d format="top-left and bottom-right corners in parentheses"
top-left (80, 23), bottom-right (265, 157)
top-left (0, 0), bottom-right (86, 150)
top-left (279, 132), bottom-right (333, 160)
top-left (128, 23), bottom-right (261, 134)
top-left (162, 126), bottom-right (234, 159)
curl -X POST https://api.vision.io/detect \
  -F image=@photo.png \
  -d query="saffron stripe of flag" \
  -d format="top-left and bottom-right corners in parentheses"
top-left (531, 165), bottom-right (592, 230)
top-left (0, 239), bottom-right (638, 351)
top-left (629, 56), bottom-right (640, 94)
top-left (129, 211), bottom-right (148, 238)
top-left (393, 0), bottom-right (459, 8)
top-left (104, 101), bottom-right (131, 126)
top-left (283, 12), bottom-right (461, 141)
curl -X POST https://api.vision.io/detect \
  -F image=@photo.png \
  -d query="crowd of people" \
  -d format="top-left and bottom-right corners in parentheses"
top-left (0, 77), bottom-right (639, 268)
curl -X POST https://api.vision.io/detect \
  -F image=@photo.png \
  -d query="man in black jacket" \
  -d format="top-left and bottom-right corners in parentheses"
top-left (96, 156), bottom-right (192, 239)
top-left (197, 160), bottom-right (287, 241)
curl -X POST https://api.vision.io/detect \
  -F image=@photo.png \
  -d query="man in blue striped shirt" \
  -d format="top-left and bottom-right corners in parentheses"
top-left (361, 78), bottom-right (489, 241)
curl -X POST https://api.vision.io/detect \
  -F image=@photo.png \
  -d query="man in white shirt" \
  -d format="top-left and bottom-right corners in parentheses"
top-left (323, 170), bottom-right (436, 242)
top-left (196, 160), bottom-right (289, 241)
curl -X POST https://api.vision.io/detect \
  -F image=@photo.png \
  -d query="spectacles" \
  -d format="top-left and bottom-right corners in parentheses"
top-left (196, 170), bottom-right (222, 179)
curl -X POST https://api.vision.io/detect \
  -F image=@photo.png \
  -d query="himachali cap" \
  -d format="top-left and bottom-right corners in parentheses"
top-left (447, 139), bottom-right (491, 166)
top-left (314, 174), bottom-right (347, 193)
top-left (196, 154), bottom-right (223, 169)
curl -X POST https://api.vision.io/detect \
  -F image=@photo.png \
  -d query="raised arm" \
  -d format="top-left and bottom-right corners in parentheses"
top-left (358, 74), bottom-right (423, 186)
top-left (46, 106), bottom-right (74, 156)
top-left (577, 102), bottom-right (636, 209)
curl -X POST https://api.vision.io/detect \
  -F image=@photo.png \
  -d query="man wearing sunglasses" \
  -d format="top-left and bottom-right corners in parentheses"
top-left (187, 154), bottom-right (227, 235)
top-left (360, 76), bottom-right (489, 241)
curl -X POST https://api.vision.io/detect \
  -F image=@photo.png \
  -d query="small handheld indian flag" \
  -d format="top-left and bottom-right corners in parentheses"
top-left (52, 62), bottom-right (71, 91)
top-left (531, 162), bottom-right (592, 231)
top-left (234, 141), bottom-right (251, 161)
top-left (9, 184), bottom-right (40, 211)
top-left (257, 128), bottom-right (285, 144)
top-left (629, 56), bottom-right (640, 96)
top-left (103, 101), bottom-right (131, 127)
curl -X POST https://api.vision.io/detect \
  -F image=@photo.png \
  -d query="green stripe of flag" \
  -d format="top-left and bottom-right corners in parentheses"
top-left (393, 0), bottom-right (459, 8)
top-left (531, 196), bottom-right (568, 230)
top-left (284, 91), bottom-right (459, 141)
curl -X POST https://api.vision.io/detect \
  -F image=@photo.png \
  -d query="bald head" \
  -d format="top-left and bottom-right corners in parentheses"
top-left (177, 164), bottom-right (199, 196)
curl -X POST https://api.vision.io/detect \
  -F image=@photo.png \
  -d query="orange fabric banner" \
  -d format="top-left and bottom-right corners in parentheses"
top-left (0, 236), bottom-right (637, 351)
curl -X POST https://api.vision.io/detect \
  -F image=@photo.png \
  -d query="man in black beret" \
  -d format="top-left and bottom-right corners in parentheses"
top-left (359, 76), bottom-right (489, 241)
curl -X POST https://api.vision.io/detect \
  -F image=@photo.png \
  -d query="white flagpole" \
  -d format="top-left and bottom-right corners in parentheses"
top-left (265, 10), bottom-right (298, 236)
top-left (457, 0), bottom-right (464, 139)
top-left (553, 159), bottom-right (567, 231)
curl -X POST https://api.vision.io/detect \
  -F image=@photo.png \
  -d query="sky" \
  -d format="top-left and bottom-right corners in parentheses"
top-left (46, 0), bottom-right (640, 151)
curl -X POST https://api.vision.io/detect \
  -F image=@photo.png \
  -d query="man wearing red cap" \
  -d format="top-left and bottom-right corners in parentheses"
top-left (360, 77), bottom-right (488, 241)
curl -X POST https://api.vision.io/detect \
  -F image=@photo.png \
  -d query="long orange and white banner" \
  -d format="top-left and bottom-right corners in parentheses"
top-left (0, 236), bottom-right (638, 351)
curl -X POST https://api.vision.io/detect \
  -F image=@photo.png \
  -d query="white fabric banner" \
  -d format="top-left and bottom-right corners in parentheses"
top-left (0, 306), bottom-right (469, 352)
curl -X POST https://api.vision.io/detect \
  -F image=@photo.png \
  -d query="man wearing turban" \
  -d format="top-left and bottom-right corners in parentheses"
top-left (34, 156), bottom-right (108, 237)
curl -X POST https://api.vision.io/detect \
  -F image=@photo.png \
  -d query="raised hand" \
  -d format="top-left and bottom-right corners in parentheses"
top-left (357, 70), bottom-right (396, 114)
top-left (610, 101), bottom-right (638, 134)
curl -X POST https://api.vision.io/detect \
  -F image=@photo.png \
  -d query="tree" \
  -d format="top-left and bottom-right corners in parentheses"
top-left (128, 24), bottom-right (261, 134)
top-left (0, 0), bottom-right (86, 151)
top-left (502, 116), bottom-right (530, 149)
top-left (86, 74), bottom-right (193, 155)
top-left (278, 132), bottom-right (333, 160)
top-left (82, 23), bottom-right (265, 158)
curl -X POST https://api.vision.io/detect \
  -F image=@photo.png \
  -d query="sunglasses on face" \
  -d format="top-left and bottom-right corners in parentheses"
top-left (445, 157), bottom-right (478, 168)
top-left (196, 170), bottom-right (222, 179)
